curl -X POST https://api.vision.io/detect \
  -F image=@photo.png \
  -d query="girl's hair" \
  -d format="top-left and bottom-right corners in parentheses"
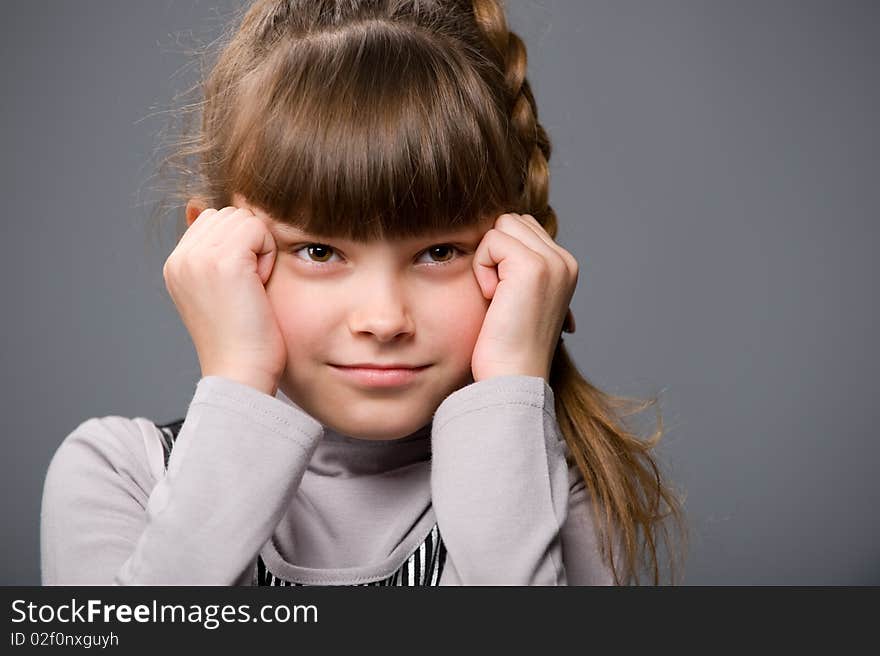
top-left (145, 0), bottom-right (688, 584)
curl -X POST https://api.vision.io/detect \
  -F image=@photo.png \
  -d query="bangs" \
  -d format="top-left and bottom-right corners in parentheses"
top-left (220, 20), bottom-right (521, 242)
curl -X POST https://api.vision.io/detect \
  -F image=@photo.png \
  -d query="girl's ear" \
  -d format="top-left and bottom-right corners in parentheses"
top-left (185, 197), bottom-right (209, 227)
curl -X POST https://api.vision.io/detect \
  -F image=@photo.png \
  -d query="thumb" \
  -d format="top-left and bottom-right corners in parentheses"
top-left (254, 230), bottom-right (277, 285)
top-left (472, 260), bottom-right (499, 301)
top-left (256, 250), bottom-right (276, 285)
top-left (472, 238), bottom-right (500, 301)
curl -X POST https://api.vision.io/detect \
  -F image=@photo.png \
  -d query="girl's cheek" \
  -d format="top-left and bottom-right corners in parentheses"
top-left (437, 287), bottom-right (488, 350)
top-left (265, 281), bottom-right (313, 333)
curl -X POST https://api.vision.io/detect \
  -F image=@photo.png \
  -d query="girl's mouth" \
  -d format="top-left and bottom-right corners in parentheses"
top-left (328, 364), bottom-right (431, 388)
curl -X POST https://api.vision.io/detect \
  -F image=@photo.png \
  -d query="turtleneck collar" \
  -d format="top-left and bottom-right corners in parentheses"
top-left (275, 387), bottom-right (433, 477)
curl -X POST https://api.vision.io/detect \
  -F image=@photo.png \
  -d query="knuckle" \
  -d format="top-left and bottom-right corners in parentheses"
top-left (244, 213), bottom-right (266, 232)
top-left (558, 250), bottom-right (578, 277)
top-left (496, 213), bottom-right (518, 229)
top-left (554, 254), bottom-right (571, 277)
top-left (531, 255), bottom-right (551, 279)
top-left (180, 250), bottom-right (210, 276)
top-left (162, 256), bottom-right (176, 279)
top-left (215, 253), bottom-right (241, 276)
top-left (193, 208), bottom-right (218, 225)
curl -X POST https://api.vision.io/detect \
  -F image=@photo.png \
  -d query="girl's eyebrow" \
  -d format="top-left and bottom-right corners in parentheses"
top-left (270, 222), bottom-right (339, 242)
top-left (270, 221), bottom-right (484, 243)
top-left (270, 222), bottom-right (309, 237)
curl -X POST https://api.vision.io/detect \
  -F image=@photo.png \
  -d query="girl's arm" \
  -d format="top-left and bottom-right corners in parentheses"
top-left (39, 376), bottom-right (324, 585)
top-left (430, 374), bottom-right (613, 585)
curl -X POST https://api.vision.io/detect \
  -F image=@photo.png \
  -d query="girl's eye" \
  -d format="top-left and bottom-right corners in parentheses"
top-left (291, 243), bottom-right (464, 268)
top-left (418, 244), bottom-right (462, 266)
top-left (292, 243), bottom-right (340, 266)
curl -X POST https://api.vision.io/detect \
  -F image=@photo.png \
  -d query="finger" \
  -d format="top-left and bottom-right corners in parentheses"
top-left (202, 207), bottom-right (255, 249)
top-left (515, 215), bottom-right (579, 336)
top-left (512, 217), bottom-right (580, 335)
top-left (493, 213), bottom-right (570, 277)
top-left (513, 213), bottom-right (580, 277)
top-left (510, 213), bottom-right (558, 250)
top-left (176, 206), bottom-right (237, 254)
top-left (191, 205), bottom-right (238, 238)
top-left (177, 207), bottom-right (219, 247)
top-left (191, 207), bottom-right (258, 256)
top-left (472, 225), bottom-right (546, 301)
top-left (225, 214), bottom-right (278, 285)
top-left (495, 214), bottom-right (578, 336)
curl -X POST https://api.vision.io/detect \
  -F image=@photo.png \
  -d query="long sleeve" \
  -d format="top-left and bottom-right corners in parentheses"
top-left (430, 374), bottom-right (615, 585)
top-left (40, 376), bottom-right (324, 585)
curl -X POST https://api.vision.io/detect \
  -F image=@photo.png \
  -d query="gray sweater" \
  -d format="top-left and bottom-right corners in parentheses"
top-left (40, 374), bottom-right (615, 585)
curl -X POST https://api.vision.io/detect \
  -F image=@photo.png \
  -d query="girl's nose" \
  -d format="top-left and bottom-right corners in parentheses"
top-left (349, 288), bottom-right (414, 342)
top-left (349, 313), bottom-right (416, 342)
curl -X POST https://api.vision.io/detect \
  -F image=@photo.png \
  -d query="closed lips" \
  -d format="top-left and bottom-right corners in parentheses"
top-left (332, 364), bottom-right (429, 369)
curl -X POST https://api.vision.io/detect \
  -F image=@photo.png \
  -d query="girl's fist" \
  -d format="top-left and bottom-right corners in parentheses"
top-left (470, 213), bottom-right (579, 383)
top-left (163, 205), bottom-right (286, 396)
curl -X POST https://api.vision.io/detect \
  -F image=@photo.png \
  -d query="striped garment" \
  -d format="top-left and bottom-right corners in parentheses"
top-left (154, 419), bottom-right (447, 586)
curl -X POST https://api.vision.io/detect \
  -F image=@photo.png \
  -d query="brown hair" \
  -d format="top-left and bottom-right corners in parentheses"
top-left (145, 0), bottom-right (688, 584)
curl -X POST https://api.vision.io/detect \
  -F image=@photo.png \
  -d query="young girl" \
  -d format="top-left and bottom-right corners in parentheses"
top-left (40, 0), bottom-right (686, 585)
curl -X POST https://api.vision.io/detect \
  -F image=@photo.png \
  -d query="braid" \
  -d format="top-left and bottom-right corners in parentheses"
top-left (471, 0), bottom-right (557, 239)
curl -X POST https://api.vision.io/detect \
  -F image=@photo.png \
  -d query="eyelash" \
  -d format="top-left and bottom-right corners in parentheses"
top-left (289, 243), bottom-right (466, 269)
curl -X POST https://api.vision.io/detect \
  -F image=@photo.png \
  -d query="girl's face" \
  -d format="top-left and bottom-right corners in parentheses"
top-left (232, 193), bottom-right (494, 441)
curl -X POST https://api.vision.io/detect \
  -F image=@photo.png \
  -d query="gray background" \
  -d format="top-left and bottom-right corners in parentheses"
top-left (2, 0), bottom-right (877, 585)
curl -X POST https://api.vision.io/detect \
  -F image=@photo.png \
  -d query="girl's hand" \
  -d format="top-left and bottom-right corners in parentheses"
top-left (163, 206), bottom-right (287, 396)
top-left (470, 213), bottom-right (579, 383)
